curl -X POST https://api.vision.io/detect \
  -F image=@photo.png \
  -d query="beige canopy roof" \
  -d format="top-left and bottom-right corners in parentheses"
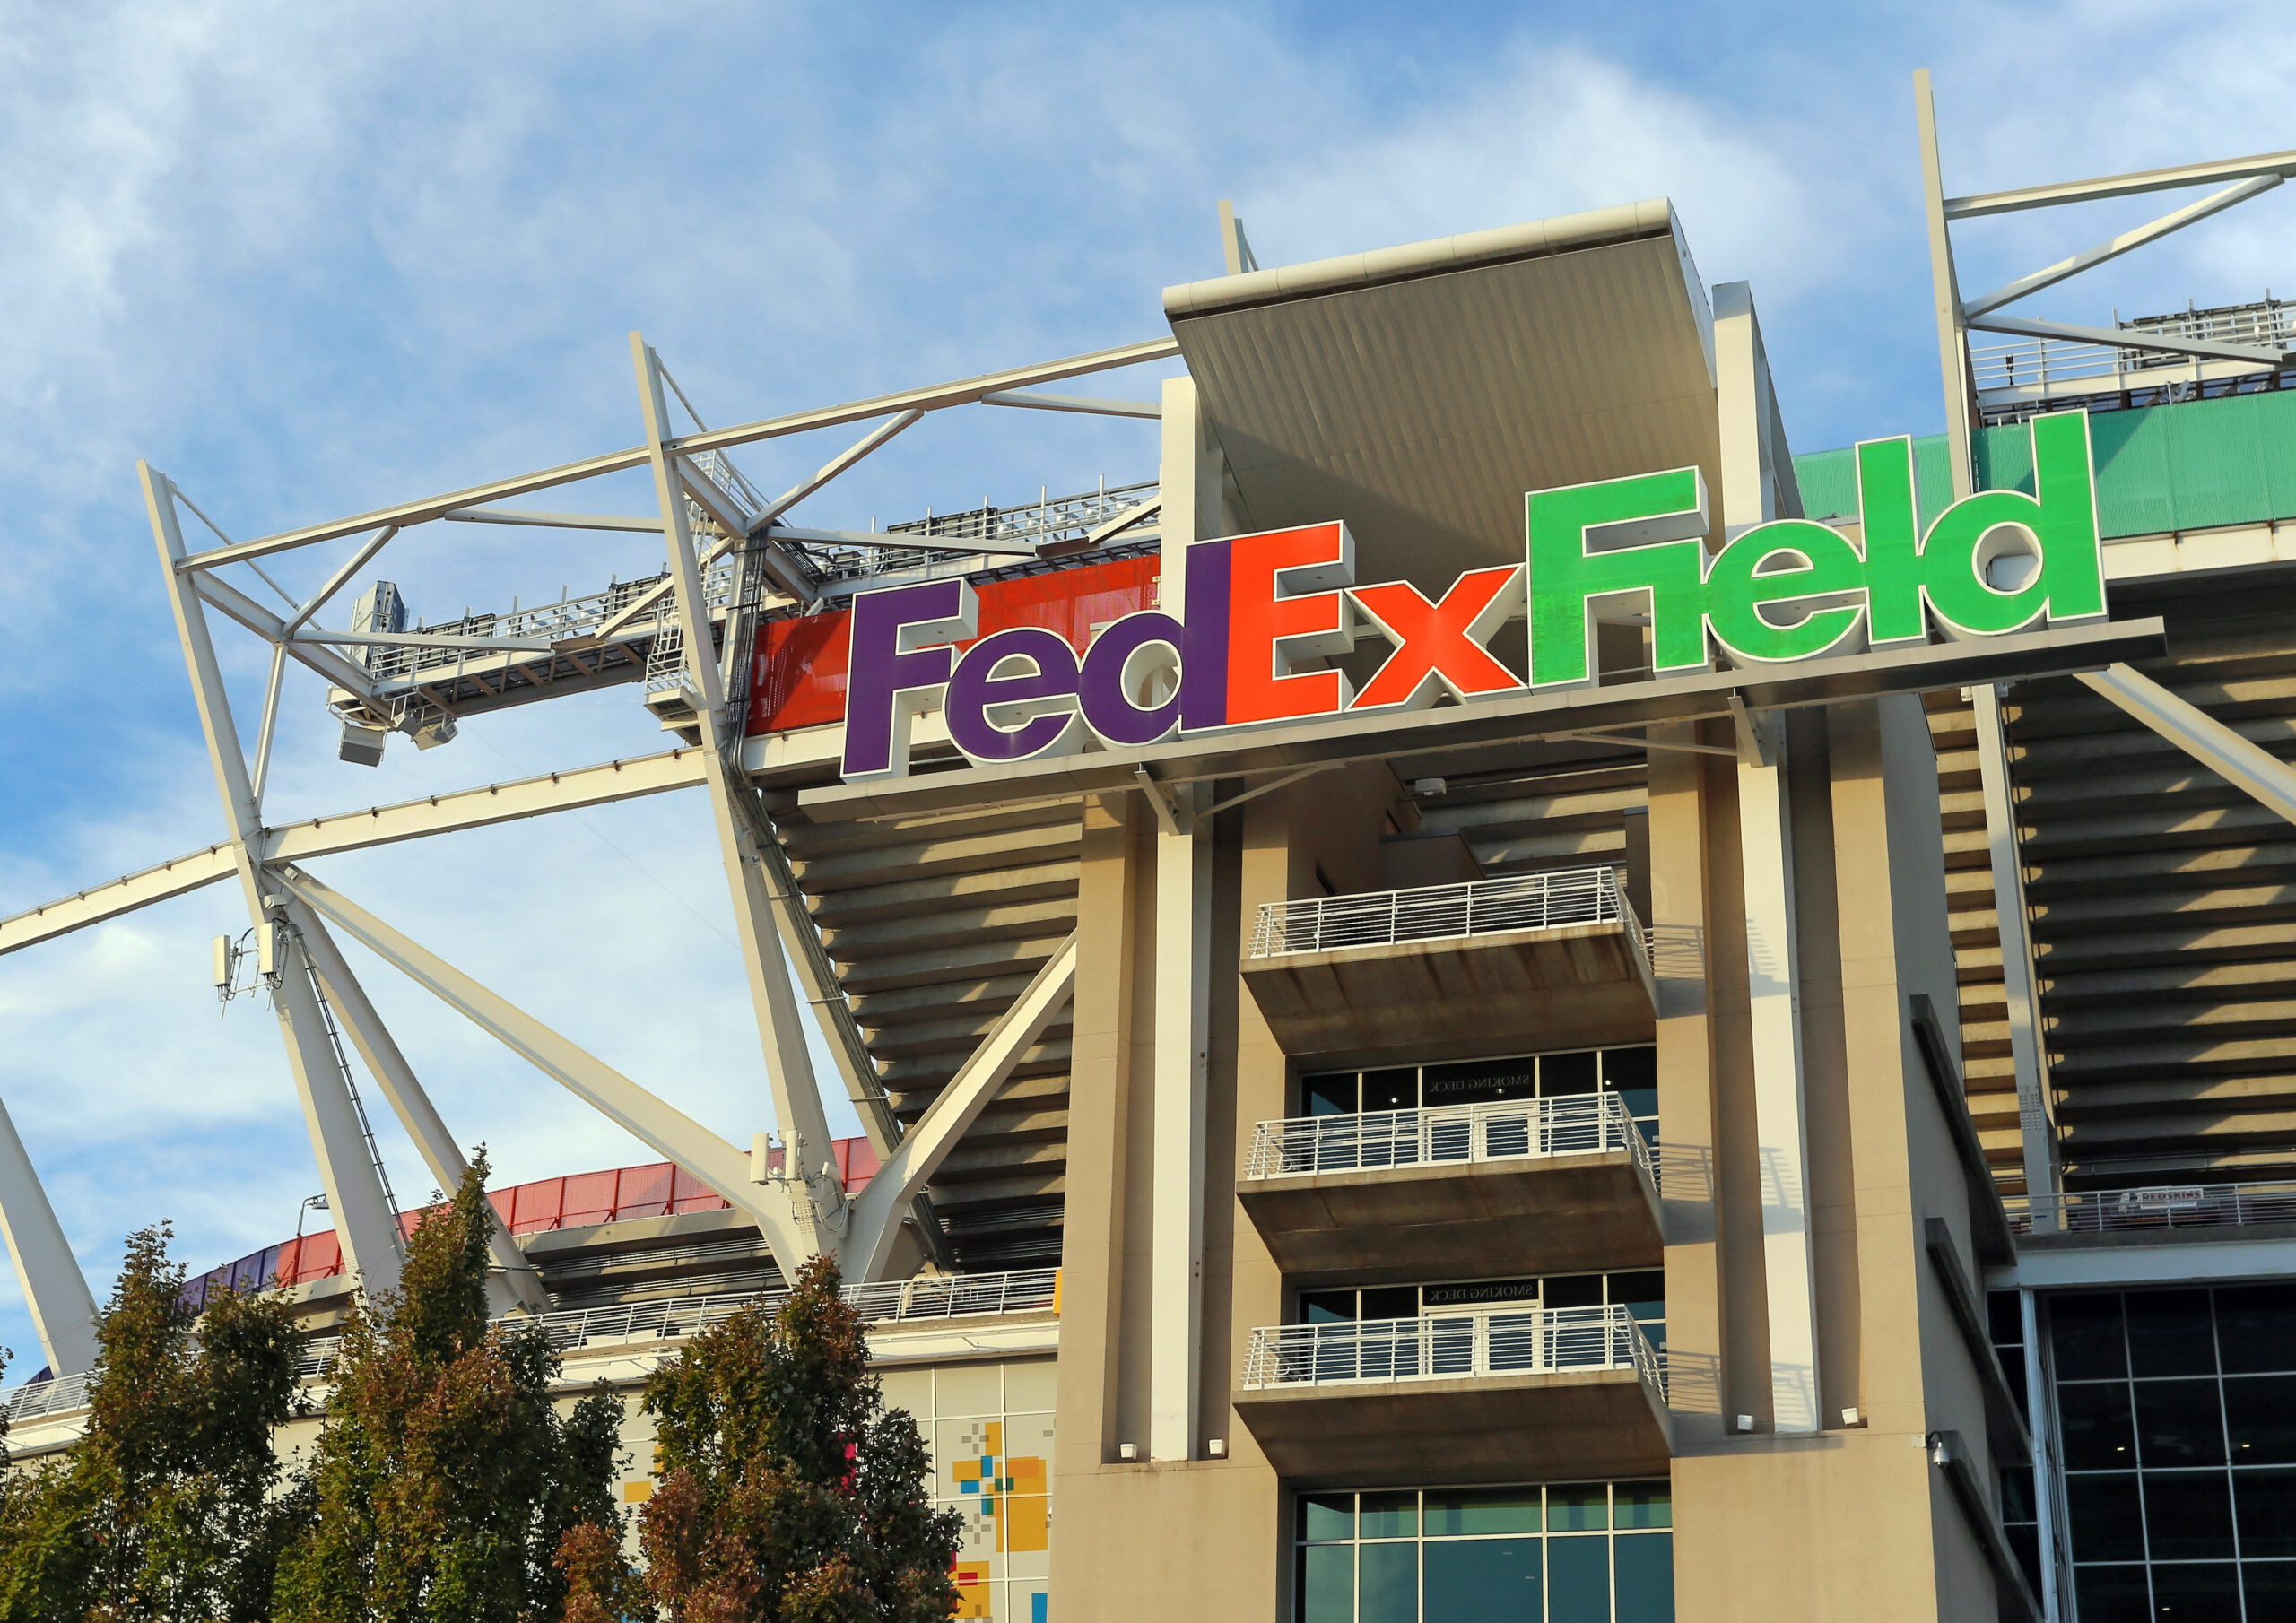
top-left (1165, 200), bottom-right (1722, 594)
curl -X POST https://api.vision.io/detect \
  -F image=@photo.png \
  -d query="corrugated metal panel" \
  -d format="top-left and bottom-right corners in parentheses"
top-left (1176, 232), bottom-right (1719, 595)
top-left (1793, 388), bottom-right (2296, 541)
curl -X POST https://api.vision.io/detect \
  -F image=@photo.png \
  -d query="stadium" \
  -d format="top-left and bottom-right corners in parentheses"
top-left (5, 66), bottom-right (2296, 1622)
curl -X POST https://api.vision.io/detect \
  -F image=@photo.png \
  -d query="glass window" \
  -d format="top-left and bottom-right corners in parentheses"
top-left (2245, 1560), bottom-right (2296, 1610)
top-left (1295, 1046), bottom-right (1657, 1140)
top-left (2235, 1468), bottom-right (2296, 1557)
top-left (2145, 1562), bottom-right (2240, 1619)
top-left (1544, 1275), bottom-right (1605, 1312)
top-left (1361, 1492), bottom-right (1419, 1540)
top-left (1300, 1545), bottom-right (1353, 1623)
top-left (1426, 1489), bottom-right (1541, 1537)
top-left (1358, 1542), bottom-right (1416, 1623)
top-left (2135, 1378), bottom-right (2227, 1467)
top-left (1422, 1056), bottom-right (1537, 1107)
top-left (2225, 1375), bottom-right (2296, 1464)
top-left (1363, 1069), bottom-right (1420, 1113)
top-left (1361, 1288), bottom-right (1421, 1323)
top-left (1301, 1494), bottom-right (1355, 1542)
top-left (2055, 1285), bottom-right (2296, 1618)
top-left (1613, 1533), bottom-right (1674, 1623)
top-left (1998, 1465), bottom-right (2035, 1525)
top-left (2144, 1471), bottom-right (2234, 1561)
top-left (1423, 1538), bottom-right (1539, 1619)
top-left (2066, 1473), bottom-right (2143, 1564)
top-left (1542, 1050), bottom-right (1599, 1095)
top-left (1987, 1290), bottom-right (2025, 1349)
top-left (1546, 1534), bottom-right (1610, 1623)
top-left (1302, 1291), bottom-right (1359, 1324)
top-left (2216, 1284), bottom-right (2296, 1375)
top-left (2060, 1380), bottom-right (2138, 1471)
top-left (2054, 1293), bottom-right (2129, 1380)
top-left (2125, 1289), bottom-right (2217, 1378)
top-left (1613, 1484), bottom-right (1672, 1530)
top-left (2072, 1563), bottom-right (2150, 1623)
top-left (1547, 1484), bottom-right (1609, 1532)
top-left (1294, 1483), bottom-right (1671, 1622)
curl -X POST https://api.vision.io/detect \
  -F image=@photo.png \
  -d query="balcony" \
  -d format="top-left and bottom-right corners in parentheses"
top-left (1232, 1306), bottom-right (1672, 1487)
top-left (2009, 1182), bottom-right (2296, 1240)
top-left (1238, 1094), bottom-right (1662, 1286)
top-left (1240, 869), bottom-right (1657, 1063)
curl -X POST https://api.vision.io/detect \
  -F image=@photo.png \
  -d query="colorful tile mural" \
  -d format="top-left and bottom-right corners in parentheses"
top-left (879, 1358), bottom-right (1055, 1623)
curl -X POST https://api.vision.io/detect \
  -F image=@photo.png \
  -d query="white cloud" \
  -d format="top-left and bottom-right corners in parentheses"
top-left (4, 0), bottom-right (2296, 1372)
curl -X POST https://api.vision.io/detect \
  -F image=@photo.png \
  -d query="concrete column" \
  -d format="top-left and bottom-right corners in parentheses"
top-left (1149, 787), bottom-right (1212, 1461)
top-left (1145, 373), bottom-right (1225, 1462)
top-left (1715, 283), bottom-right (1820, 1432)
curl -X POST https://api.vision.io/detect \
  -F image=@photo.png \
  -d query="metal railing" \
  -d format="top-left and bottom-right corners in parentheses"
top-left (1245, 1092), bottom-right (1654, 1184)
top-left (1247, 867), bottom-right (1629, 959)
top-left (1972, 295), bottom-right (2296, 399)
top-left (2, 1372), bottom-right (91, 1423)
top-left (2007, 1182), bottom-right (2296, 1236)
top-left (355, 563), bottom-right (737, 687)
top-left (1, 1268), bottom-right (1059, 1421)
top-left (798, 480), bottom-right (1161, 587)
top-left (1240, 1305), bottom-right (1665, 1395)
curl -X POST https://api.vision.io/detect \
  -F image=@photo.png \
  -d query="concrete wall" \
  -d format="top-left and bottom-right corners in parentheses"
top-left (1657, 699), bottom-right (2002, 1622)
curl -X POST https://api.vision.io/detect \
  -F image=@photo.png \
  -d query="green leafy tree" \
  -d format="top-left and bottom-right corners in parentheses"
top-left (272, 1154), bottom-right (631, 1622)
top-left (638, 1254), bottom-right (960, 1622)
top-left (0, 1222), bottom-right (304, 1621)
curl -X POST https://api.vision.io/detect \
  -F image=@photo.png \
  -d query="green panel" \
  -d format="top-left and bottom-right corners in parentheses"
top-left (2085, 409), bottom-right (2174, 536)
top-left (1794, 445), bottom-right (1857, 521)
top-left (1913, 434), bottom-right (1953, 532)
top-left (1796, 389), bottom-right (2296, 542)
top-left (1788, 435), bottom-right (1950, 528)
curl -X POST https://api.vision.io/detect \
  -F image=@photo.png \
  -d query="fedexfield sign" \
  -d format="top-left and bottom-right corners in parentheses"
top-left (840, 410), bottom-right (2107, 781)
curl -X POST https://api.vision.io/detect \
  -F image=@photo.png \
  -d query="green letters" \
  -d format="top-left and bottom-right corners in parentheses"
top-left (1524, 411), bottom-right (2109, 686)
top-left (1526, 468), bottom-right (1711, 689)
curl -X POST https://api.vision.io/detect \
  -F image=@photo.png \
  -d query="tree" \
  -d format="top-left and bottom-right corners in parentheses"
top-left (0, 1222), bottom-right (305, 1621)
top-left (638, 1254), bottom-right (960, 1623)
top-left (271, 1154), bottom-right (631, 1622)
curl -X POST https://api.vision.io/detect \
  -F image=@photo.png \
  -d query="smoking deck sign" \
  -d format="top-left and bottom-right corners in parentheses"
top-left (828, 411), bottom-right (2108, 782)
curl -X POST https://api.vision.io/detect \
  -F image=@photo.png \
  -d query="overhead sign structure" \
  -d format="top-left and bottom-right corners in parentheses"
top-left (839, 410), bottom-right (2108, 782)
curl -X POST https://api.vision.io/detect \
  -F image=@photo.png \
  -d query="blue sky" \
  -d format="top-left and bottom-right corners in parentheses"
top-left (0, 0), bottom-right (2292, 1370)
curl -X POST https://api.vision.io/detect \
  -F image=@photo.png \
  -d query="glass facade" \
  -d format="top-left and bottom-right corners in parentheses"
top-left (1302, 1046), bottom-right (1658, 1142)
top-left (1299, 1272), bottom-right (1665, 1354)
top-left (2050, 1284), bottom-right (2296, 1622)
top-left (1985, 1290), bottom-right (2043, 1598)
top-left (1295, 1481), bottom-right (1673, 1622)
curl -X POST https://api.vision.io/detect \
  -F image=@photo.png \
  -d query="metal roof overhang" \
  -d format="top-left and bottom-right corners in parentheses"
top-left (796, 618), bottom-right (2168, 820)
top-left (1164, 200), bottom-right (1722, 595)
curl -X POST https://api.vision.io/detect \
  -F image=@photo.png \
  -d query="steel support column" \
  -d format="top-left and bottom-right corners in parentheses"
top-left (1915, 69), bottom-right (1977, 499)
top-left (631, 336), bottom-right (840, 1256)
top-left (0, 1095), bottom-right (99, 1376)
top-left (1972, 684), bottom-right (2059, 1217)
top-left (2081, 662), bottom-right (2296, 825)
top-left (288, 899), bottom-right (548, 1310)
top-left (274, 864), bottom-right (813, 1273)
top-left (847, 936), bottom-right (1078, 1278)
top-left (141, 465), bottom-right (404, 1298)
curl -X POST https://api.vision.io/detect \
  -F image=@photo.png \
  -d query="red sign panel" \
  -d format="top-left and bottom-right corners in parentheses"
top-left (745, 553), bottom-right (1161, 737)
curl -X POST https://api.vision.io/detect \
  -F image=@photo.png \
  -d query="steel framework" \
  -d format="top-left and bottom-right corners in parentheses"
top-left (0, 330), bottom-right (1178, 1348)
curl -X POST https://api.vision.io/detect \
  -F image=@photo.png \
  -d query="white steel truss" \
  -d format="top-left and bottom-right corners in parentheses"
top-left (0, 329), bottom-right (1172, 1326)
